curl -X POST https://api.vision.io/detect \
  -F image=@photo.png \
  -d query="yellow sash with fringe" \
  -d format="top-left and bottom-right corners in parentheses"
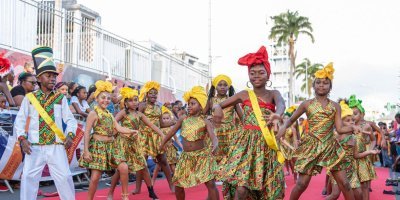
top-left (246, 89), bottom-right (285, 163)
top-left (26, 93), bottom-right (66, 142)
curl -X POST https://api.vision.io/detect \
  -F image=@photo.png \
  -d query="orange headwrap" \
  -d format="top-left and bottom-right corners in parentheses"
top-left (238, 46), bottom-right (271, 76)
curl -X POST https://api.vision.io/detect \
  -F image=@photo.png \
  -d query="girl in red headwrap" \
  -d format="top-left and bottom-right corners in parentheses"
top-left (213, 46), bottom-right (286, 200)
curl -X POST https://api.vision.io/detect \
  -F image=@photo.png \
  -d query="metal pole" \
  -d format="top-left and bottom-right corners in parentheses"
top-left (208, 0), bottom-right (212, 81)
top-left (306, 60), bottom-right (308, 98)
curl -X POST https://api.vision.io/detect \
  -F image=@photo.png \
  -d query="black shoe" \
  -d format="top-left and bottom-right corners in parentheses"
top-left (386, 182), bottom-right (398, 186)
top-left (148, 186), bottom-right (159, 200)
top-left (383, 190), bottom-right (396, 195)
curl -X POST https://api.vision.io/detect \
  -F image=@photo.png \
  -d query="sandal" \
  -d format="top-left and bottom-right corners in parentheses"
top-left (121, 193), bottom-right (129, 200)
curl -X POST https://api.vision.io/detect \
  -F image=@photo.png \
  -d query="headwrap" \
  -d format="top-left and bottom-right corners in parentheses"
top-left (238, 46), bottom-right (271, 76)
top-left (314, 62), bottom-right (334, 80)
top-left (94, 80), bottom-right (113, 97)
top-left (162, 106), bottom-right (173, 116)
top-left (0, 53), bottom-right (11, 78)
top-left (348, 94), bottom-right (365, 114)
top-left (183, 86), bottom-right (207, 109)
top-left (284, 105), bottom-right (297, 117)
top-left (120, 87), bottom-right (138, 102)
top-left (212, 74), bottom-right (232, 88)
top-left (340, 100), bottom-right (353, 119)
top-left (139, 81), bottom-right (160, 102)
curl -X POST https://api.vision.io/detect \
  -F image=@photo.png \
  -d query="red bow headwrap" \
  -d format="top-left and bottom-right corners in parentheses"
top-left (238, 46), bottom-right (271, 76)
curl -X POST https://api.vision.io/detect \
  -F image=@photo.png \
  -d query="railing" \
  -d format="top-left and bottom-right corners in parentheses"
top-left (0, 0), bottom-right (209, 94)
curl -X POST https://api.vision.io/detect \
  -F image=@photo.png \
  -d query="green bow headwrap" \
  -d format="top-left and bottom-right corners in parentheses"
top-left (348, 95), bottom-right (365, 114)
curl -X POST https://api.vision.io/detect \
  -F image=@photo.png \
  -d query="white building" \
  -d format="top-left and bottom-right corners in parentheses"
top-left (268, 43), bottom-right (290, 106)
top-left (0, 0), bottom-right (209, 101)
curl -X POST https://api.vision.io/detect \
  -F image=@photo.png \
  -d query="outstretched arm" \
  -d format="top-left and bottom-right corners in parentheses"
top-left (140, 112), bottom-right (164, 137)
top-left (160, 117), bottom-right (184, 149)
top-left (213, 91), bottom-right (245, 124)
top-left (276, 101), bottom-right (307, 140)
top-left (205, 119), bottom-right (218, 154)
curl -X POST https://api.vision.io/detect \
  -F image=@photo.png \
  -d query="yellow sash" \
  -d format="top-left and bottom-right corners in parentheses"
top-left (26, 93), bottom-right (66, 142)
top-left (246, 89), bottom-right (285, 164)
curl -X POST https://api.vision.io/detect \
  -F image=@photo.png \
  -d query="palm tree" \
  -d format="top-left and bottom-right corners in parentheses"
top-left (295, 58), bottom-right (323, 97)
top-left (269, 10), bottom-right (314, 105)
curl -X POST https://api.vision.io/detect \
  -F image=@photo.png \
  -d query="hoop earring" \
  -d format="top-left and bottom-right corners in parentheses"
top-left (246, 81), bottom-right (252, 88)
top-left (266, 80), bottom-right (272, 87)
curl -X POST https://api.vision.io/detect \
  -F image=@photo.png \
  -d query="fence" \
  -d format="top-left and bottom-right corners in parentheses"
top-left (0, 0), bottom-right (209, 94)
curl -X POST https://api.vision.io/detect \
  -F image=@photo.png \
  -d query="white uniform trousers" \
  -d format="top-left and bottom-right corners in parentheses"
top-left (20, 144), bottom-right (75, 200)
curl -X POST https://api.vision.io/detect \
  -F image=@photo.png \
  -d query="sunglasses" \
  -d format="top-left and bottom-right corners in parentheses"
top-left (26, 81), bottom-right (37, 85)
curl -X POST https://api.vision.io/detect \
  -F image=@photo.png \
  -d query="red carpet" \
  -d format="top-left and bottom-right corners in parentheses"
top-left (45, 167), bottom-right (393, 199)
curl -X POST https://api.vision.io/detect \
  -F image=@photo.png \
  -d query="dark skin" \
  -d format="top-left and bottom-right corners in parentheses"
top-left (71, 88), bottom-right (91, 118)
top-left (213, 64), bottom-right (285, 200)
top-left (13, 76), bottom-right (37, 107)
top-left (0, 76), bottom-right (15, 107)
top-left (108, 96), bottom-right (161, 199)
top-left (137, 87), bottom-right (175, 193)
top-left (277, 78), bottom-right (356, 200)
top-left (138, 89), bottom-right (176, 128)
top-left (21, 72), bottom-right (73, 155)
top-left (203, 80), bottom-right (244, 121)
top-left (160, 98), bottom-right (219, 200)
top-left (326, 116), bottom-right (379, 200)
top-left (213, 64), bottom-right (285, 125)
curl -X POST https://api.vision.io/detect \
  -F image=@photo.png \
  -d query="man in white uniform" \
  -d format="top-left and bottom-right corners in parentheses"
top-left (15, 46), bottom-right (77, 200)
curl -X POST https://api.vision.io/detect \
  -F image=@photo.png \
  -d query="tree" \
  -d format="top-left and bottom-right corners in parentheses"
top-left (269, 10), bottom-right (314, 105)
top-left (295, 58), bottom-right (323, 97)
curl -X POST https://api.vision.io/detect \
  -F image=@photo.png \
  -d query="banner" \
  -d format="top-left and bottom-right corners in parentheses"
top-left (0, 109), bottom-right (87, 180)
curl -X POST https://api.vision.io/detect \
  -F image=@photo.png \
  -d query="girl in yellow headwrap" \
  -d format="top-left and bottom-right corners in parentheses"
top-left (79, 81), bottom-right (138, 200)
top-left (107, 87), bottom-right (163, 200)
top-left (160, 86), bottom-right (219, 200)
top-left (326, 100), bottom-right (379, 200)
top-left (277, 63), bottom-right (358, 200)
top-left (151, 106), bottom-right (183, 185)
top-left (136, 81), bottom-right (175, 193)
top-left (204, 74), bottom-right (243, 165)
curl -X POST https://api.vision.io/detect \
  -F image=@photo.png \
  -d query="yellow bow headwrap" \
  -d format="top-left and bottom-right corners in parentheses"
top-left (183, 86), bottom-right (207, 109)
top-left (212, 74), bottom-right (232, 88)
top-left (94, 80), bottom-right (113, 97)
top-left (314, 62), bottom-right (335, 80)
top-left (340, 100), bottom-right (353, 119)
top-left (284, 105), bottom-right (297, 117)
top-left (161, 106), bottom-right (173, 116)
top-left (120, 87), bottom-right (139, 102)
top-left (139, 81), bottom-right (160, 102)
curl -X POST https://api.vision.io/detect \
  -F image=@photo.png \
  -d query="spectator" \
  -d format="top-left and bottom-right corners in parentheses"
top-left (23, 61), bottom-right (34, 74)
top-left (86, 84), bottom-right (97, 109)
top-left (70, 85), bottom-right (91, 118)
top-left (0, 54), bottom-right (15, 107)
top-left (10, 72), bottom-right (36, 107)
top-left (379, 122), bottom-right (392, 167)
top-left (171, 102), bottom-right (181, 119)
top-left (54, 82), bottom-right (68, 96)
top-left (67, 82), bottom-right (78, 100)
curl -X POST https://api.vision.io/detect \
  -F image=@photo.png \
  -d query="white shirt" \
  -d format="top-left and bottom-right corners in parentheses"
top-left (15, 91), bottom-right (77, 144)
top-left (71, 96), bottom-right (90, 113)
